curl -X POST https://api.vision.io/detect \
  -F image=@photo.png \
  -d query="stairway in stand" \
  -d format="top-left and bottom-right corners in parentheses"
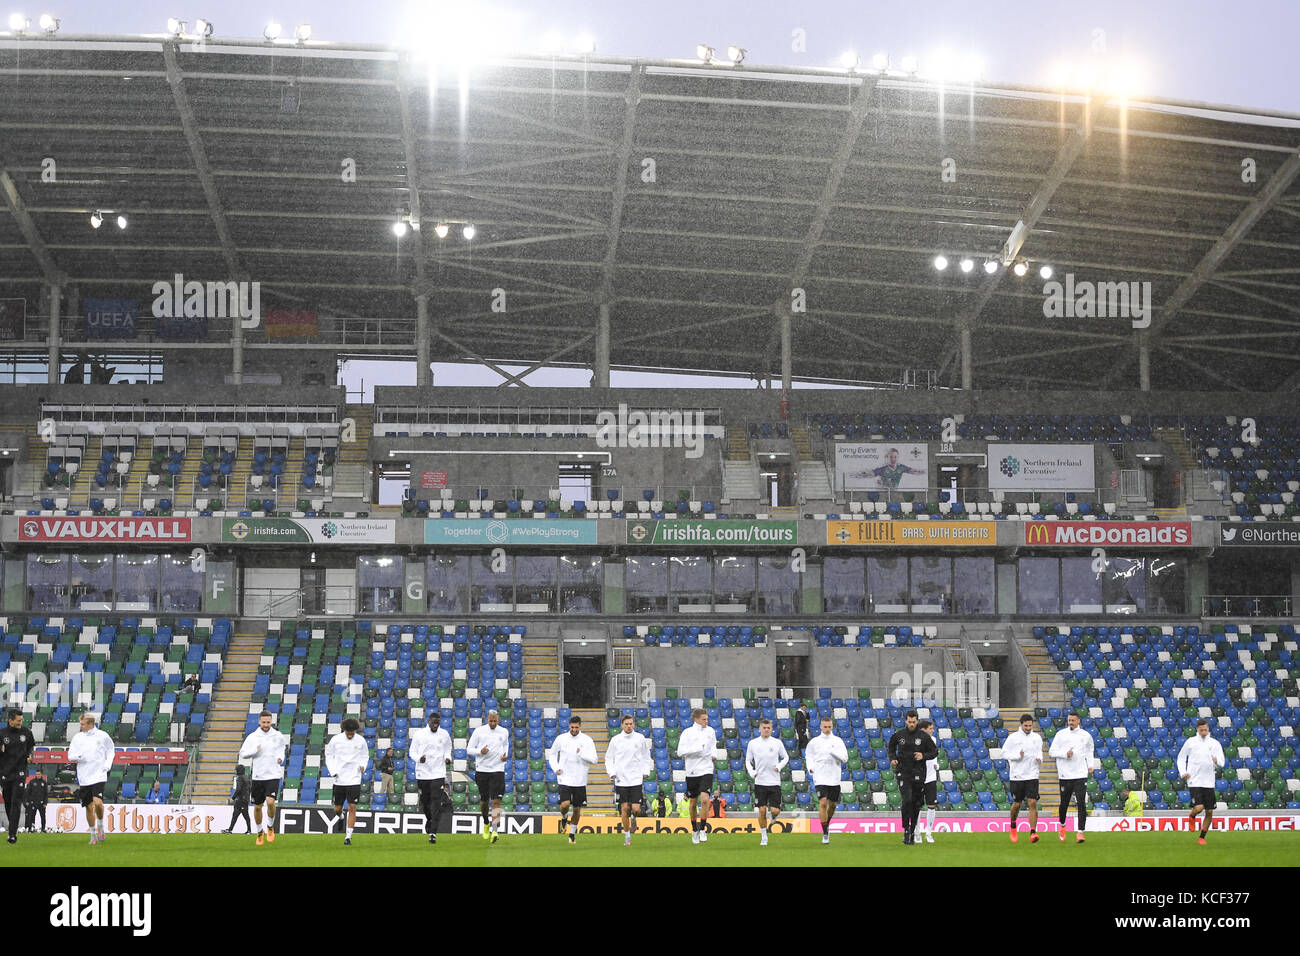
top-left (522, 638), bottom-right (562, 706)
top-left (188, 623), bottom-right (266, 804)
top-left (571, 707), bottom-right (615, 812)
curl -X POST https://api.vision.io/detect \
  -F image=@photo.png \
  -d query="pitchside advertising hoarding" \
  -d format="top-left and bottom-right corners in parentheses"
top-left (18, 516), bottom-right (192, 542)
top-left (816, 814), bottom-right (1298, 834)
top-left (826, 520), bottom-right (996, 547)
top-left (989, 443), bottom-right (1095, 492)
top-left (835, 442), bottom-right (929, 492)
top-left (626, 519), bottom-right (797, 545)
top-left (424, 518), bottom-right (598, 546)
top-left (1220, 524), bottom-right (1300, 547)
top-left (1022, 521), bottom-right (1193, 548)
top-left (221, 517), bottom-right (395, 544)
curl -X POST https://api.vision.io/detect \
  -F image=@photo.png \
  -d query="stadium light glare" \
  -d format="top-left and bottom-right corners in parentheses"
top-left (539, 30), bottom-right (564, 54)
top-left (870, 52), bottom-right (889, 72)
top-left (294, 23), bottom-right (311, 42)
top-left (983, 259), bottom-right (998, 275)
top-left (89, 211), bottom-right (102, 229)
top-left (392, 220), bottom-right (409, 238)
top-left (726, 45), bottom-right (746, 65)
top-left (572, 33), bottom-right (595, 54)
top-left (194, 18), bottom-right (213, 38)
top-left (434, 222), bottom-right (450, 239)
top-left (7, 13), bottom-right (29, 32)
top-left (959, 258), bottom-right (974, 273)
top-left (1039, 264), bottom-right (1053, 280)
top-left (839, 49), bottom-right (859, 70)
top-left (166, 17), bottom-right (185, 36)
top-left (958, 54), bottom-right (984, 83)
top-left (462, 223), bottom-right (476, 240)
top-left (933, 255), bottom-right (948, 271)
top-left (899, 54), bottom-right (919, 75)
top-left (263, 21), bottom-right (281, 40)
top-left (115, 214), bottom-right (127, 230)
top-left (37, 11), bottom-right (56, 33)
top-left (696, 43), bottom-right (715, 63)
top-left (1013, 259), bottom-right (1028, 277)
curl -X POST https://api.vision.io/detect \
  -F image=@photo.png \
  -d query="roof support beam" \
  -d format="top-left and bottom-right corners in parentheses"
top-left (397, 58), bottom-right (433, 386)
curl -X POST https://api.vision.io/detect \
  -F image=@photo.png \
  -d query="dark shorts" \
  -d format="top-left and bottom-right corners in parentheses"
top-left (417, 779), bottom-right (451, 806)
top-left (816, 785), bottom-right (841, 804)
top-left (332, 784), bottom-right (361, 807)
top-left (1010, 779), bottom-right (1040, 803)
top-left (475, 771), bottom-right (506, 801)
top-left (251, 778), bottom-right (280, 804)
top-left (754, 784), bottom-right (782, 809)
top-left (616, 785), bottom-right (644, 807)
top-left (78, 782), bottom-right (105, 807)
top-left (685, 774), bottom-right (714, 799)
top-left (923, 781), bottom-right (938, 805)
top-left (558, 785), bottom-right (587, 808)
top-left (1190, 786), bottom-right (1216, 808)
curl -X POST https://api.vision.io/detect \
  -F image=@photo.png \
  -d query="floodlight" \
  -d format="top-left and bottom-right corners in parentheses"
top-left (933, 255), bottom-right (948, 271)
top-left (194, 18), bottom-right (213, 37)
top-left (573, 34), bottom-right (595, 54)
top-left (37, 11), bottom-right (56, 32)
top-left (166, 17), bottom-right (185, 36)
top-left (392, 221), bottom-right (409, 238)
top-left (115, 214), bottom-right (127, 229)
top-left (839, 50), bottom-right (859, 70)
top-left (7, 13), bottom-right (29, 32)
top-left (870, 52), bottom-right (889, 72)
top-left (726, 45), bottom-right (745, 65)
top-left (1039, 265), bottom-right (1053, 280)
top-left (294, 23), bottom-right (310, 42)
top-left (696, 43), bottom-right (715, 62)
top-left (959, 258), bottom-right (974, 273)
top-left (1013, 260), bottom-right (1028, 277)
top-left (899, 55), bottom-right (918, 75)
top-left (462, 224), bottom-right (476, 240)
top-left (983, 259), bottom-right (998, 275)
top-left (90, 211), bottom-right (103, 229)
top-left (434, 222), bottom-right (450, 239)
top-left (263, 21), bottom-right (281, 40)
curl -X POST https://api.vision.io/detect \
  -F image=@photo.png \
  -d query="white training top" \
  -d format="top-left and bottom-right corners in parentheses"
top-left (744, 735), bottom-right (790, 787)
top-left (804, 732), bottom-right (849, 788)
top-left (324, 731), bottom-right (370, 787)
top-left (676, 723), bottom-right (719, 778)
top-left (238, 726), bottom-right (288, 781)
top-left (547, 731), bottom-right (598, 787)
top-left (467, 724), bottom-right (511, 774)
top-left (1048, 726), bottom-right (1095, 780)
top-left (1176, 734), bottom-right (1226, 789)
top-left (409, 726), bottom-right (454, 781)
top-left (67, 727), bottom-right (115, 786)
top-left (605, 730), bottom-right (653, 786)
top-left (1002, 729), bottom-right (1045, 781)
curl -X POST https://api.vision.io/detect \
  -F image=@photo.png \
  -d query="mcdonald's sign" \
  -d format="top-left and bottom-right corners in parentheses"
top-left (1022, 521), bottom-right (1192, 548)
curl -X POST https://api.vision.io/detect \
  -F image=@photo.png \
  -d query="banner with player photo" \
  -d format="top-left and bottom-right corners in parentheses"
top-left (835, 442), bottom-right (929, 492)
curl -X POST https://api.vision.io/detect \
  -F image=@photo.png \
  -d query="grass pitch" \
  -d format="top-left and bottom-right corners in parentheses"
top-left (4, 830), bottom-right (1293, 867)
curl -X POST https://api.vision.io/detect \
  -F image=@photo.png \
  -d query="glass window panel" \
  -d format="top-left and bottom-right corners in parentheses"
top-left (115, 553), bottom-right (159, 611)
top-left (1061, 556), bottom-right (1102, 612)
top-left (868, 556), bottom-right (908, 611)
top-left (70, 553), bottom-right (114, 610)
top-left (160, 553), bottom-right (203, 612)
top-left (670, 556), bottom-right (711, 611)
top-left (713, 556), bottom-right (755, 611)
top-left (1148, 556), bottom-right (1185, 615)
top-left (1103, 556), bottom-right (1146, 612)
top-left (1018, 557), bottom-right (1060, 615)
top-left (953, 557), bottom-right (995, 615)
top-left (625, 556), bottom-right (667, 614)
top-left (357, 555), bottom-right (403, 614)
top-left (514, 555), bottom-right (556, 611)
top-left (471, 553), bottom-right (514, 610)
top-left (26, 553), bottom-right (68, 611)
top-left (909, 555), bottom-right (951, 612)
top-left (559, 555), bottom-right (602, 614)
top-left (757, 555), bottom-right (800, 614)
top-left (426, 554), bottom-right (470, 614)
top-left (822, 556), bottom-right (864, 615)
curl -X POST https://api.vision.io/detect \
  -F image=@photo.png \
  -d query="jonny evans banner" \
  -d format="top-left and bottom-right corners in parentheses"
top-left (53, 803), bottom-right (231, 834)
top-left (18, 516), bottom-right (191, 543)
top-left (626, 519), bottom-right (796, 546)
top-left (826, 520), bottom-right (996, 547)
top-left (836, 442), bottom-right (928, 492)
top-left (222, 517), bottom-right (395, 544)
top-left (1022, 521), bottom-right (1192, 548)
top-left (425, 518), bottom-right (598, 546)
top-left (1220, 524), bottom-right (1300, 547)
top-left (988, 443), bottom-right (1095, 492)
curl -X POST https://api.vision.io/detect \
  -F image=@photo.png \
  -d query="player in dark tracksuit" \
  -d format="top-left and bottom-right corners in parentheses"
top-left (888, 709), bottom-right (937, 846)
top-left (25, 771), bottom-right (49, 832)
top-left (0, 708), bottom-right (37, 843)
top-left (225, 765), bottom-right (252, 834)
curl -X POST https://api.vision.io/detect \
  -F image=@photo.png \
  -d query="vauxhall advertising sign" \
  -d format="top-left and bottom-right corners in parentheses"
top-left (1022, 521), bottom-right (1192, 548)
top-left (19, 517), bottom-right (192, 542)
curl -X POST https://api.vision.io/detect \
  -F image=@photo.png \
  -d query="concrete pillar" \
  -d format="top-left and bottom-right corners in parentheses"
top-left (960, 326), bottom-right (973, 390)
top-left (1138, 336), bottom-right (1150, 392)
top-left (780, 307), bottom-right (792, 393)
top-left (594, 302), bottom-right (611, 388)
top-left (47, 283), bottom-right (61, 384)
top-left (231, 285), bottom-right (244, 386)
top-left (415, 292), bottom-right (431, 387)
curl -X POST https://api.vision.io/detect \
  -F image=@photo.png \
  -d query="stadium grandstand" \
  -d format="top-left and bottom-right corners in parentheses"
top-left (0, 28), bottom-right (1297, 864)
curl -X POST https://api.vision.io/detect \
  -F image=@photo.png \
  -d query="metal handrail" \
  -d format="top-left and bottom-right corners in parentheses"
top-left (1201, 595), bottom-right (1293, 617)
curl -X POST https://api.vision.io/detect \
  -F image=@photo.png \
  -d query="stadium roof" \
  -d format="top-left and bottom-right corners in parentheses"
top-left (2, 36), bottom-right (1300, 391)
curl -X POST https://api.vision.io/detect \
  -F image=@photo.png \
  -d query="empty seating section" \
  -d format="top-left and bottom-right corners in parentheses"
top-left (623, 695), bottom-right (1003, 812)
top-left (628, 623), bottom-right (928, 646)
top-left (1179, 416), bottom-right (1300, 521)
top-left (0, 615), bottom-right (230, 798)
top-left (251, 621), bottom-right (573, 812)
top-left (810, 413), bottom-right (1153, 443)
top-left (1036, 621), bottom-right (1299, 810)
